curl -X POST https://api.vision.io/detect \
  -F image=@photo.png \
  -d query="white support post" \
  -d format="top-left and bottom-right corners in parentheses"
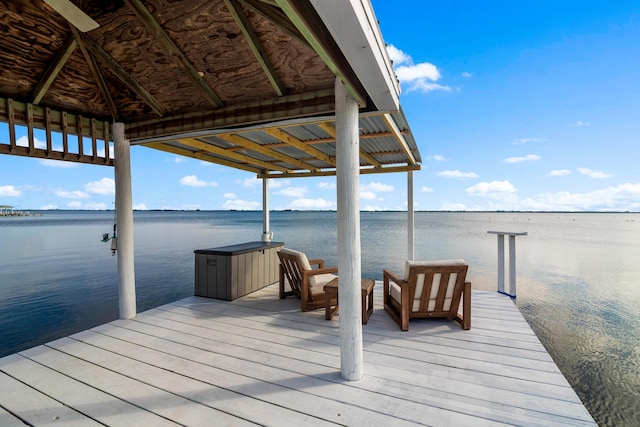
top-left (114, 122), bottom-right (136, 319)
top-left (335, 78), bottom-right (363, 381)
top-left (262, 178), bottom-right (272, 242)
top-left (407, 170), bottom-right (415, 261)
top-left (496, 234), bottom-right (505, 294)
top-left (487, 231), bottom-right (527, 297)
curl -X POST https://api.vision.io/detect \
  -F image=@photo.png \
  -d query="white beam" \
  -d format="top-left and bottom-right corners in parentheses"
top-left (407, 170), bottom-right (415, 261)
top-left (335, 78), bottom-right (363, 381)
top-left (310, 0), bottom-right (400, 112)
top-left (114, 123), bottom-right (136, 319)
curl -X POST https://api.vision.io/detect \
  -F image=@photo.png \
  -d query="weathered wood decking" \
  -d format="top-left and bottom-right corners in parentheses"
top-left (0, 284), bottom-right (595, 426)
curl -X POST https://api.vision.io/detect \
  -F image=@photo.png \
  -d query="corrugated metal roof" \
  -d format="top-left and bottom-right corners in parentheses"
top-left (137, 111), bottom-right (421, 178)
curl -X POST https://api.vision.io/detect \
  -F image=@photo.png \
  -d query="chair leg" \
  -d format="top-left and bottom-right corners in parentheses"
top-left (459, 281), bottom-right (471, 330)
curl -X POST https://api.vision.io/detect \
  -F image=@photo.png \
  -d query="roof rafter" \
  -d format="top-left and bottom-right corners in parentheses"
top-left (226, 0), bottom-right (286, 97)
top-left (124, 0), bottom-right (224, 108)
top-left (31, 36), bottom-right (77, 105)
top-left (382, 113), bottom-right (416, 165)
top-left (317, 121), bottom-right (381, 168)
top-left (69, 26), bottom-right (119, 119)
top-left (275, 0), bottom-right (367, 107)
top-left (176, 137), bottom-right (293, 173)
top-left (216, 132), bottom-right (319, 172)
top-left (80, 34), bottom-right (166, 117)
top-left (240, 0), bottom-right (306, 44)
top-left (264, 127), bottom-right (335, 166)
top-left (146, 142), bottom-right (262, 174)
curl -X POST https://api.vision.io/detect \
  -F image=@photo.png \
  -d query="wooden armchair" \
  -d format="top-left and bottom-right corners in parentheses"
top-left (383, 259), bottom-right (471, 331)
top-left (277, 248), bottom-right (338, 312)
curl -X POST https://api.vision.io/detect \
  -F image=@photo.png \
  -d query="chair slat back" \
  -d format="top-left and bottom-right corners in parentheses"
top-left (408, 264), bottom-right (468, 316)
top-left (278, 251), bottom-right (304, 295)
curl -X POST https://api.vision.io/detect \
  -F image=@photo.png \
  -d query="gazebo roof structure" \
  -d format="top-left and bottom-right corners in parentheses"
top-left (0, 0), bottom-right (421, 177)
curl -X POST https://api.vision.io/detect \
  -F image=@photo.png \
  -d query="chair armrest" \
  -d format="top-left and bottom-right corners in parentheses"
top-left (308, 259), bottom-right (325, 268)
top-left (383, 269), bottom-right (404, 286)
top-left (304, 267), bottom-right (338, 276)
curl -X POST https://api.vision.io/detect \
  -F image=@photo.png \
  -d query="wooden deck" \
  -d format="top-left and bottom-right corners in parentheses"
top-left (0, 284), bottom-right (595, 426)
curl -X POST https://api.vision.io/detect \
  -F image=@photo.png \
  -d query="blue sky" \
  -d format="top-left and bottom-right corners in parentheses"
top-left (1, 1), bottom-right (639, 211)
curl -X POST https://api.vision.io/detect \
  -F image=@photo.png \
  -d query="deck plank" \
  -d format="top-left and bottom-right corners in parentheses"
top-left (0, 287), bottom-right (596, 426)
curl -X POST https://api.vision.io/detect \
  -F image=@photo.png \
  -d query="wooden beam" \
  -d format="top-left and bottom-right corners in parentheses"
top-left (0, 144), bottom-right (114, 166)
top-left (32, 36), bottom-right (77, 105)
top-left (264, 127), bottom-right (335, 166)
top-left (258, 164), bottom-right (420, 179)
top-left (70, 26), bottom-right (119, 119)
top-left (226, 0), bottom-right (286, 97)
top-left (382, 113), bottom-right (416, 165)
top-left (275, 0), bottom-right (367, 107)
top-left (124, 0), bottom-right (224, 108)
top-left (80, 34), bottom-right (166, 117)
top-left (126, 89), bottom-right (335, 140)
top-left (240, 0), bottom-right (306, 45)
top-left (177, 137), bottom-right (293, 173)
top-left (216, 133), bottom-right (319, 172)
top-left (145, 142), bottom-right (262, 174)
top-left (318, 121), bottom-right (381, 168)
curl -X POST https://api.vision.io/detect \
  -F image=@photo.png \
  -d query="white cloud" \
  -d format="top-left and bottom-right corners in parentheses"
top-left (82, 202), bottom-right (108, 210)
top-left (174, 157), bottom-right (185, 163)
top-left (318, 181), bottom-right (336, 190)
top-left (289, 198), bottom-right (336, 209)
top-left (512, 138), bottom-right (548, 145)
top-left (56, 189), bottom-right (89, 199)
top-left (67, 201), bottom-right (82, 208)
top-left (276, 186), bottom-right (307, 197)
top-left (179, 175), bottom-right (218, 187)
top-left (40, 204), bottom-right (58, 210)
top-left (441, 202), bottom-right (467, 211)
top-left (431, 154), bottom-right (447, 161)
top-left (363, 205), bottom-right (384, 211)
top-left (466, 180), bottom-right (517, 195)
top-left (436, 170), bottom-right (479, 179)
top-left (0, 185), bottom-right (22, 197)
top-left (573, 121), bottom-right (590, 127)
top-left (462, 72), bottom-right (472, 78)
top-left (85, 178), bottom-right (115, 195)
top-left (578, 168), bottom-right (611, 178)
top-left (133, 203), bottom-right (148, 210)
top-left (362, 182), bottom-right (394, 192)
top-left (386, 44), bottom-right (412, 66)
top-left (421, 186), bottom-right (433, 193)
top-left (223, 198), bottom-right (260, 210)
top-left (521, 183), bottom-right (640, 211)
top-left (504, 154), bottom-right (541, 163)
top-left (548, 169), bottom-right (571, 176)
top-left (39, 159), bottom-right (79, 168)
top-left (268, 179), bottom-right (290, 189)
top-left (16, 135), bottom-right (46, 149)
top-left (360, 190), bottom-right (377, 200)
top-left (224, 193), bottom-right (236, 199)
top-left (387, 45), bottom-right (450, 93)
top-left (240, 178), bottom-right (261, 188)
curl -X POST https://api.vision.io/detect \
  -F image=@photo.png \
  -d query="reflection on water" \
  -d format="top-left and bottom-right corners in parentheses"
top-left (1, 210), bottom-right (639, 426)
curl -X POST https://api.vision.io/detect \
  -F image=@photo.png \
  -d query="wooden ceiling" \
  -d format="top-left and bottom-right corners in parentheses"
top-left (0, 0), bottom-right (421, 175)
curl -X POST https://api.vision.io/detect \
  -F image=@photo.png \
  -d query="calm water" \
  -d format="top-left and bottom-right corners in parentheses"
top-left (1, 210), bottom-right (638, 426)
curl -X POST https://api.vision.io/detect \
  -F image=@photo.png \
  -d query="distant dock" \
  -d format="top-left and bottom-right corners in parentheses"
top-left (0, 206), bottom-right (42, 217)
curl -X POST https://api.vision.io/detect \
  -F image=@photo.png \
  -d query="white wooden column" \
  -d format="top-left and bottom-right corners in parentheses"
top-left (114, 123), bottom-right (136, 319)
top-left (262, 178), bottom-right (272, 242)
top-left (335, 78), bottom-right (363, 381)
top-left (407, 170), bottom-right (415, 261)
